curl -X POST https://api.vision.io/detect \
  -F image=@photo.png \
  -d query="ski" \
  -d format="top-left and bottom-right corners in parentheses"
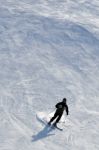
top-left (51, 124), bottom-right (63, 131)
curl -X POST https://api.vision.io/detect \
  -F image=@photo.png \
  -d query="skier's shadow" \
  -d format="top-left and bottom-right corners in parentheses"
top-left (32, 117), bottom-right (55, 142)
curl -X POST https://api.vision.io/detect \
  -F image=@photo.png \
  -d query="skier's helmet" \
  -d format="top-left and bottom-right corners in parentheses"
top-left (62, 98), bottom-right (66, 103)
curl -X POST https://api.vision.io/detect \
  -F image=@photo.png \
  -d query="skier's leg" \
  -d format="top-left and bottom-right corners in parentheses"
top-left (53, 114), bottom-right (62, 126)
top-left (48, 112), bottom-right (58, 124)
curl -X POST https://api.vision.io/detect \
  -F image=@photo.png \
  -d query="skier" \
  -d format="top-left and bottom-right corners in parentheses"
top-left (48, 98), bottom-right (69, 127)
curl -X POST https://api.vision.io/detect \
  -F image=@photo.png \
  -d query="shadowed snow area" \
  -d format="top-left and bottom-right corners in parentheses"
top-left (0, 0), bottom-right (99, 150)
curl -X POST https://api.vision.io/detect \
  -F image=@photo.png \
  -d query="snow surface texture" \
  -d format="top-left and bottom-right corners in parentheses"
top-left (0, 0), bottom-right (99, 150)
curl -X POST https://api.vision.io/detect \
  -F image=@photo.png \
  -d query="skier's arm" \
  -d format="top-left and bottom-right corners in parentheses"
top-left (65, 105), bottom-right (69, 115)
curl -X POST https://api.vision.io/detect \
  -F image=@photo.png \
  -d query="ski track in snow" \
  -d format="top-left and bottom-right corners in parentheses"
top-left (0, 0), bottom-right (99, 150)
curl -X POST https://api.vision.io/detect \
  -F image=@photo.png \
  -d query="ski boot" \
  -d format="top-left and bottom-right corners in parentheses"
top-left (53, 122), bottom-right (57, 127)
top-left (48, 121), bottom-right (51, 126)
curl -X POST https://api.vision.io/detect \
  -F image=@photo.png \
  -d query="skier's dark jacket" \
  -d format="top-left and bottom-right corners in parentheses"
top-left (55, 102), bottom-right (69, 115)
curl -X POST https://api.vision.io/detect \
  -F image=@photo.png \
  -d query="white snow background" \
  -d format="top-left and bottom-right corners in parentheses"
top-left (0, 0), bottom-right (99, 150)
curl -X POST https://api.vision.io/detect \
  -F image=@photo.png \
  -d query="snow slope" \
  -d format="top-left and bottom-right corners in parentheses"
top-left (0, 0), bottom-right (99, 150)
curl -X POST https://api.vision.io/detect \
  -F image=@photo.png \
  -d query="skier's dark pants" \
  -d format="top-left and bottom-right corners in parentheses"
top-left (50, 112), bottom-right (63, 123)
